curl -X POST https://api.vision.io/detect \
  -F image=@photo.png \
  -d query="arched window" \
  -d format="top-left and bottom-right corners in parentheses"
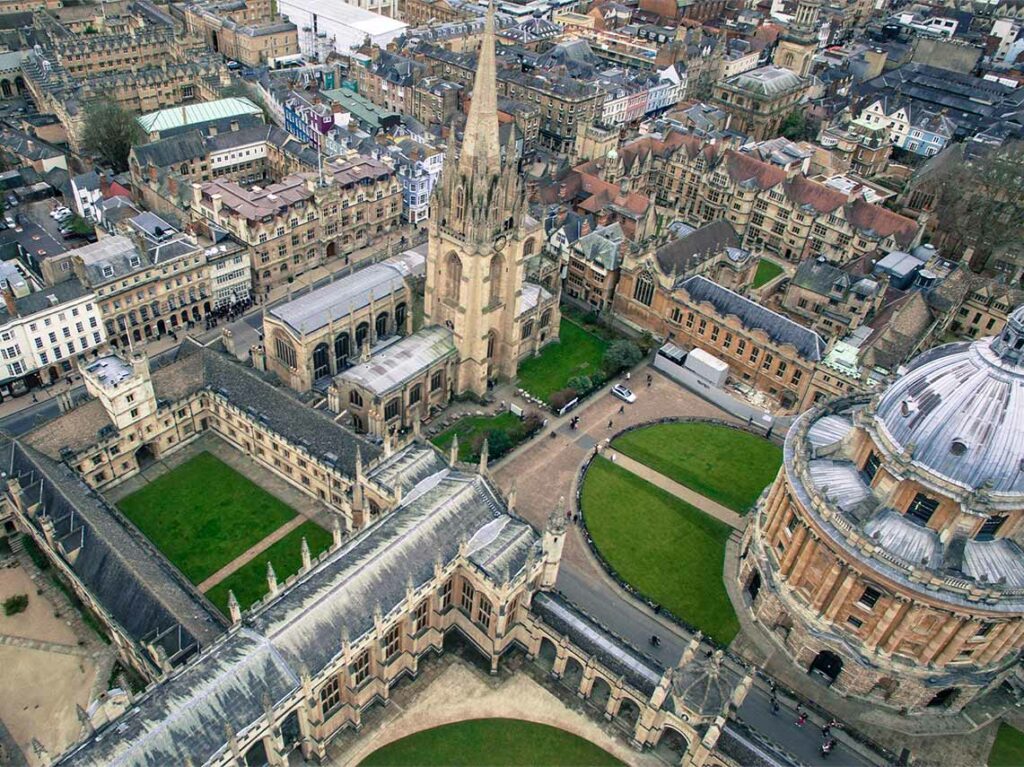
top-left (454, 185), bottom-right (465, 220)
top-left (356, 322), bottom-right (369, 349)
top-left (312, 343), bottom-right (330, 379)
top-left (523, 238), bottom-right (536, 257)
top-left (395, 302), bottom-right (407, 329)
top-left (445, 252), bottom-right (462, 302)
top-left (334, 332), bottom-right (350, 364)
top-left (633, 271), bottom-right (655, 307)
top-left (487, 331), bottom-right (497, 359)
top-left (274, 336), bottom-right (297, 368)
top-left (488, 254), bottom-right (503, 306)
top-left (375, 311), bottom-right (389, 340)
top-left (349, 389), bottom-right (363, 407)
top-left (540, 309), bottom-right (551, 328)
top-left (409, 384), bottom-right (422, 405)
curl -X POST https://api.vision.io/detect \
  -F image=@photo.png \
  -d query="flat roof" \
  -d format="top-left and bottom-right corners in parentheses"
top-left (137, 98), bottom-right (264, 134)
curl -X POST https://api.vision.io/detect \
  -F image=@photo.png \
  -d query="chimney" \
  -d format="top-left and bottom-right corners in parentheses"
top-left (3, 288), bottom-right (17, 318)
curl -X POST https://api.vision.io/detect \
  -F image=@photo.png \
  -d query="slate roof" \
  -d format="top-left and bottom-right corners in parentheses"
top-left (655, 220), bottom-right (741, 278)
top-left (54, 464), bottom-right (542, 766)
top-left (337, 326), bottom-right (456, 396)
top-left (23, 341), bottom-right (381, 476)
top-left (574, 223), bottom-right (624, 271)
top-left (680, 275), bottom-right (826, 361)
top-left (0, 439), bottom-right (224, 661)
top-left (269, 250), bottom-right (425, 336)
top-left (724, 65), bottom-right (806, 96)
top-left (0, 278), bottom-right (91, 323)
top-left (532, 591), bottom-right (664, 695)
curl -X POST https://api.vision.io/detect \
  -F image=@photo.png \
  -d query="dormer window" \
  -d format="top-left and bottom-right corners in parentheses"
top-left (128, 255), bottom-right (141, 268)
top-left (101, 265), bottom-right (114, 279)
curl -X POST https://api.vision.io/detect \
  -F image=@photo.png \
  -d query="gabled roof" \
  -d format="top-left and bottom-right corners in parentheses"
top-left (655, 219), bottom-right (741, 277)
top-left (681, 275), bottom-right (826, 360)
top-left (724, 149), bottom-right (786, 190)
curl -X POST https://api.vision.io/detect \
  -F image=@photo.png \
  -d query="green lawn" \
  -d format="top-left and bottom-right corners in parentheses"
top-left (205, 520), bottom-right (332, 613)
top-left (581, 458), bottom-right (738, 644)
top-left (752, 258), bottom-right (784, 288)
top-left (431, 411), bottom-right (535, 462)
top-left (358, 719), bottom-right (622, 767)
top-left (117, 452), bottom-right (297, 584)
top-left (612, 422), bottom-right (782, 514)
top-left (517, 318), bottom-right (610, 403)
top-left (989, 724), bottom-right (1024, 767)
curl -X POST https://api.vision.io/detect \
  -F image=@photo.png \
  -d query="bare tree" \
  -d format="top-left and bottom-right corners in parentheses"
top-left (81, 100), bottom-right (144, 173)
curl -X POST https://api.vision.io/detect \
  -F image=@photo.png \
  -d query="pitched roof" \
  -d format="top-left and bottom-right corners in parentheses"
top-left (724, 149), bottom-right (786, 190)
top-left (844, 198), bottom-right (918, 247)
top-left (681, 275), bottom-right (826, 360)
top-left (654, 219), bottom-right (741, 277)
top-left (337, 326), bottom-right (456, 396)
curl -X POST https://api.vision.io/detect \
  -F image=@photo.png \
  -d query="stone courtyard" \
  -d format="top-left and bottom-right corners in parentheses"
top-left (0, 561), bottom-right (114, 766)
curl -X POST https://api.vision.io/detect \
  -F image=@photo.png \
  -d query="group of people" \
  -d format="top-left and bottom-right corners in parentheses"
top-left (770, 682), bottom-right (841, 759)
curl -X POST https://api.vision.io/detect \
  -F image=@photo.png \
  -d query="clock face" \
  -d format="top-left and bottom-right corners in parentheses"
top-left (494, 234), bottom-right (507, 251)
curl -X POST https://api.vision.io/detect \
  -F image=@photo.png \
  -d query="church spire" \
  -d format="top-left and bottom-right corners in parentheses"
top-left (460, 0), bottom-right (501, 173)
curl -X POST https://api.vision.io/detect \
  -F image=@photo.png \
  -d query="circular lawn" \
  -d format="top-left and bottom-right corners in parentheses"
top-left (610, 421), bottom-right (783, 514)
top-left (358, 719), bottom-right (622, 766)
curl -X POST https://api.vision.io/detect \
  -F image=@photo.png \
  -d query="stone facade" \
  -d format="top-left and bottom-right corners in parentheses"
top-left (738, 313), bottom-right (1024, 711)
top-left (711, 66), bottom-right (810, 141)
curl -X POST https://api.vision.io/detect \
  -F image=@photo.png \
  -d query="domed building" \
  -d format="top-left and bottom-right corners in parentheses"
top-left (739, 308), bottom-right (1024, 712)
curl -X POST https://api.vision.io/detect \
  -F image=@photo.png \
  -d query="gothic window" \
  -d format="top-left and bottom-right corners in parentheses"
top-left (439, 578), bottom-right (453, 610)
top-left (523, 238), bottom-right (536, 257)
top-left (633, 271), bottom-right (655, 307)
top-left (395, 302), bottom-right (407, 329)
top-left (411, 599), bottom-right (429, 633)
top-left (381, 624), bottom-right (401, 662)
top-left (349, 650), bottom-right (370, 686)
top-left (455, 185), bottom-right (465, 220)
top-left (489, 254), bottom-right (503, 306)
top-left (487, 332), bottom-right (497, 358)
top-left (356, 322), bottom-right (369, 349)
top-left (521, 321), bottom-right (533, 340)
top-left (445, 252), bottom-right (462, 302)
top-left (335, 332), bottom-right (350, 364)
top-left (540, 310), bottom-right (551, 328)
top-left (430, 370), bottom-right (443, 391)
top-left (319, 676), bottom-right (341, 715)
top-left (475, 596), bottom-right (492, 631)
top-left (409, 384), bottom-right (422, 405)
top-left (313, 343), bottom-right (330, 379)
top-left (349, 390), bottom-right (363, 407)
top-left (384, 398), bottom-right (400, 420)
top-left (375, 311), bottom-right (389, 339)
top-left (274, 337), bottom-right (297, 368)
top-left (460, 579), bottom-right (475, 613)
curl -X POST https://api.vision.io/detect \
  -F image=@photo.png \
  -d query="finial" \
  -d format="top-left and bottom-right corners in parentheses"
top-left (478, 437), bottom-right (489, 473)
top-left (266, 561), bottom-right (278, 594)
top-left (301, 536), bottom-right (311, 571)
top-left (228, 590), bottom-right (241, 624)
top-left (450, 434), bottom-right (459, 466)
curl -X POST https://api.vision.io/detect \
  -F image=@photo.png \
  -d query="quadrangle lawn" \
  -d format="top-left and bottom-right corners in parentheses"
top-left (581, 457), bottom-right (738, 645)
top-left (612, 422), bottom-right (782, 514)
top-left (517, 318), bottom-right (610, 403)
top-left (117, 451), bottom-right (297, 584)
top-left (358, 718), bottom-right (622, 767)
top-left (752, 258), bottom-right (784, 288)
top-left (989, 723), bottom-right (1024, 767)
top-left (205, 521), bottom-right (332, 613)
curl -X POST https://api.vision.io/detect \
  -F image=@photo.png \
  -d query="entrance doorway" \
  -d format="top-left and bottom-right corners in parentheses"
top-left (746, 570), bottom-right (762, 602)
top-left (135, 443), bottom-right (157, 470)
top-left (809, 650), bottom-right (843, 685)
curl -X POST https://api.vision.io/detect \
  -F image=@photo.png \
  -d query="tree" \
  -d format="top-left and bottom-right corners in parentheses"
top-left (567, 375), bottom-right (593, 394)
top-left (779, 110), bottom-right (819, 142)
top-left (82, 101), bottom-right (144, 173)
top-left (603, 340), bottom-right (644, 374)
top-left (928, 142), bottom-right (1024, 267)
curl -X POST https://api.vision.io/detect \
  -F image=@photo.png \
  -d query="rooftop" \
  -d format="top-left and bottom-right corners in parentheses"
top-left (337, 326), bottom-right (456, 396)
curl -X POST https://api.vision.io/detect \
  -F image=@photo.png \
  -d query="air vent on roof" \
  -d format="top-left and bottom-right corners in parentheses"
top-left (46, 294), bottom-right (58, 306)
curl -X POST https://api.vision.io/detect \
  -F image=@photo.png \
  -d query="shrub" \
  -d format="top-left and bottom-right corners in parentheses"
top-left (521, 413), bottom-right (544, 436)
top-left (566, 375), bottom-right (593, 394)
top-left (550, 388), bottom-right (578, 411)
top-left (603, 340), bottom-right (644, 374)
top-left (637, 331), bottom-right (658, 355)
top-left (3, 594), bottom-right (28, 615)
top-left (472, 429), bottom-right (513, 461)
top-left (20, 534), bottom-right (49, 571)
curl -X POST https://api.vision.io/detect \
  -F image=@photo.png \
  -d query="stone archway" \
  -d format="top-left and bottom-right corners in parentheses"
top-left (562, 656), bottom-right (584, 690)
top-left (654, 726), bottom-right (689, 762)
top-left (135, 443), bottom-right (157, 470)
top-left (536, 637), bottom-right (557, 673)
top-left (616, 697), bottom-right (641, 730)
top-left (809, 649), bottom-right (843, 685)
top-left (589, 676), bottom-right (612, 712)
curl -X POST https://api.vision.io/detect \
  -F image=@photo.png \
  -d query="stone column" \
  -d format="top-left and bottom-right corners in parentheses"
top-left (935, 619), bottom-right (981, 666)
top-left (822, 571), bottom-right (859, 622)
top-left (779, 524), bottom-right (808, 578)
top-left (788, 534), bottom-right (818, 587)
top-left (864, 597), bottom-right (908, 653)
top-left (975, 623), bottom-right (1013, 666)
top-left (921, 615), bottom-right (963, 666)
top-left (812, 562), bottom-right (844, 613)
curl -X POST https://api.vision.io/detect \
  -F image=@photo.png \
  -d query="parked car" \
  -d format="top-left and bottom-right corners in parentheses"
top-left (49, 207), bottom-right (69, 219)
top-left (55, 210), bottom-right (73, 222)
top-left (5, 195), bottom-right (16, 207)
top-left (3, 215), bottom-right (14, 228)
top-left (611, 384), bottom-right (636, 404)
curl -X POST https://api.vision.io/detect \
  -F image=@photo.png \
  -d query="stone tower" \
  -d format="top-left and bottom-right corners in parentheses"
top-left (773, 0), bottom-right (820, 78)
top-left (424, 0), bottom-right (537, 396)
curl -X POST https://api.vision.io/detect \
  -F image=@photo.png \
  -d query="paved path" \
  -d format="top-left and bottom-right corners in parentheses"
top-left (0, 632), bottom-right (94, 658)
top-left (197, 515), bottom-right (307, 592)
top-left (605, 450), bottom-right (746, 530)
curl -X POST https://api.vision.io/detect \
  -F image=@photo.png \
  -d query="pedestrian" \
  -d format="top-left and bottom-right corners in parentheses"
top-left (821, 724), bottom-right (831, 738)
top-left (607, 420), bottom-right (613, 429)
top-left (646, 373), bottom-right (652, 387)
top-left (795, 711), bottom-right (807, 727)
top-left (31, 392), bottom-right (37, 402)
top-left (625, 371), bottom-right (631, 381)
top-left (770, 697), bottom-right (779, 716)
top-left (618, 405), bottom-right (624, 414)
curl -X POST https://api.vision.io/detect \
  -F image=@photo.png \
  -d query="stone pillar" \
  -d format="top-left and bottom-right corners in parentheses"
top-left (975, 623), bottom-right (1013, 666)
top-left (812, 561), bottom-right (844, 613)
top-left (788, 534), bottom-right (818, 586)
top-left (935, 619), bottom-right (980, 666)
top-left (921, 615), bottom-right (963, 666)
top-left (779, 524), bottom-right (808, 578)
top-left (823, 571), bottom-right (859, 622)
top-left (864, 597), bottom-right (907, 653)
